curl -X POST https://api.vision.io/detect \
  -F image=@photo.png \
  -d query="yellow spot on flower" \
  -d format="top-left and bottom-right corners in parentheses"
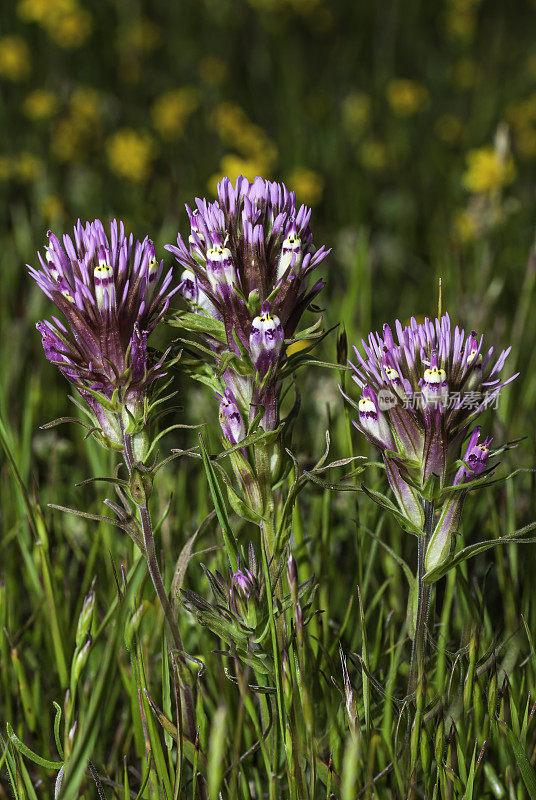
top-left (386, 79), bottom-right (429, 117)
top-left (0, 36), bottom-right (30, 81)
top-left (23, 89), bottom-right (58, 120)
top-left (151, 88), bottom-right (198, 141)
top-left (462, 146), bottom-right (515, 194)
top-left (106, 129), bottom-right (155, 183)
top-left (286, 167), bottom-right (324, 206)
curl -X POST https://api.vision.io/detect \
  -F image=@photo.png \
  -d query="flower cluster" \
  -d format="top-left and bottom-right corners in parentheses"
top-left (344, 313), bottom-right (517, 570)
top-left (29, 218), bottom-right (176, 454)
top-left (168, 175), bottom-right (329, 437)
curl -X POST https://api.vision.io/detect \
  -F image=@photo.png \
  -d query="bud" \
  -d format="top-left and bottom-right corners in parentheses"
top-left (218, 389), bottom-right (246, 445)
top-left (72, 636), bottom-right (92, 685)
top-left (129, 463), bottom-right (153, 506)
top-left (75, 586), bottom-right (95, 647)
top-left (337, 328), bottom-right (348, 366)
top-left (435, 722), bottom-right (444, 766)
top-left (282, 650), bottom-right (293, 714)
top-left (286, 553), bottom-right (298, 603)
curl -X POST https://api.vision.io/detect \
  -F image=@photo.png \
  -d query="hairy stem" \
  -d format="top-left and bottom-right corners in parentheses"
top-left (408, 499), bottom-right (434, 696)
top-left (121, 428), bottom-right (197, 746)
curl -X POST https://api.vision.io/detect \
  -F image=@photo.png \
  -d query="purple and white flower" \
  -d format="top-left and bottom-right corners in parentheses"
top-left (30, 219), bottom-right (177, 450)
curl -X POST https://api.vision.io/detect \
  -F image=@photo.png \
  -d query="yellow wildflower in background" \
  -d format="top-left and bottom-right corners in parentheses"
top-left (122, 18), bottom-right (161, 54)
top-left (212, 103), bottom-right (277, 169)
top-left (462, 146), bottom-right (515, 194)
top-left (13, 152), bottom-right (42, 182)
top-left (106, 129), bottom-right (155, 183)
top-left (286, 167), bottom-right (324, 206)
top-left (0, 36), bottom-right (30, 81)
top-left (18, 0), bottom-right (73, 24)
top-left (208, 155), bottom-right (271, 196)
top-left (449, 58), bottom-right (481, 91)
top-left (360, 140), bottom-right (388, 171)
top-left (40, 195), bottom-right (64, 222)
top-left (18, 0), bottom-right (92, 48)
top-left (198, 56), bottom-right (227, 86)
top-left (49, 7), bottom-right (92, 48)
top-left (386, 79), bottom-right (429, 116)
top-left (507, 94), bottom-right (536, 161)
top-left (342, 92), bottom-right (371, 134)
top-left (434, 114), bottom-right (464, 145)
top-left (0, 157), bottom-right (11, 181)
top-left (151, 88), bottom-right (198, 141)
top-left (453, 208), bottom-right (477, 242)
top-left (23, 89), bottom-right (58, 120)
top-left (70, 86), bottom-right (100, 122)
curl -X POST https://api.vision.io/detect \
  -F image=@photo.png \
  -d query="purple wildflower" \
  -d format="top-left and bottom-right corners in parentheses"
top-left (167, 176), bottom-right (329, 433)
top-left (29, 219), bottom-right (177, 450)
top-left (345, 313), bottom-right (516, 487)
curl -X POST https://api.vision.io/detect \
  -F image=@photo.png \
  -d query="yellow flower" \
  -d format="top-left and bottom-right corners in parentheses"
top-left (17, 0), bottom-right (74, 24)
top-left (48, 7), bottom-right (92, 48)
top-left (151, 88), bottom-right (198, 141)
top-left (386, 79), bottom-right (429, 117)
top-left (360, 140), bottom-right (388, 171)
top-left (0, 36), bottom-right (31, 81)
top-left (106, 128), bottom-right (155, 183)
top-left (198, 56), bottom-right (227, 86)
top-left (212, 102), bottom-right (277, 167)
top-left (122, 18), bottom-right (161, 54)
top-left (342, 92), bottom-right (371, 134)
top-left (23, 89), bottom-right (58, 120)
top-left (208, 154), bottom-right (271, 196)
top-left (70, 86), bottom-right (100, 122)
top-left (454, 209), bottom-right (477, 243)
top-left (462, 146), bottom-right (515, 194)
top-left (449, 58), bottom-right (481, 90)
top-left (286, 167), bottom-right (324, 206)
top-left (0, 157), bottom-right (11, 181)
top-left (51, 119), bottom-right (81, 161)
top-left (40, 194), bottom-right (64, 222)
top-left (434, 114), bottom-right (464, 145)
top-left (13, 152), bottom-right (42, 182)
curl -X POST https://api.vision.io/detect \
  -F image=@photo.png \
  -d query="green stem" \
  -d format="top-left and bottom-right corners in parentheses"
top-left (407, 499), bottom-right (434, 696)
top-left (121, 430), bottom-right (198, 750)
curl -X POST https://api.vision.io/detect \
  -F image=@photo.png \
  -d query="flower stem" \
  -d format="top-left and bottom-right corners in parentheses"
top-left (121, 429), bottom-right (197, 746)
top-left (408, 499), bottom-right (434, 696)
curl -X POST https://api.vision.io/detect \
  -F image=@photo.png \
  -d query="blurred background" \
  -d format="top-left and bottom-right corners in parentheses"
top-left (2, 1), bottom-right (536, 791)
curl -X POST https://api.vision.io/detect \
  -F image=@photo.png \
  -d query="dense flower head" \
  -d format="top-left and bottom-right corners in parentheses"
top-left (30, 218), bottom-right (176, 399)
top-left (168, 175), bottom-right (329, 439)
top-left (168, 175), bottom-right (329, 361)
top-left (346, 313), bottom-right (516, 487)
